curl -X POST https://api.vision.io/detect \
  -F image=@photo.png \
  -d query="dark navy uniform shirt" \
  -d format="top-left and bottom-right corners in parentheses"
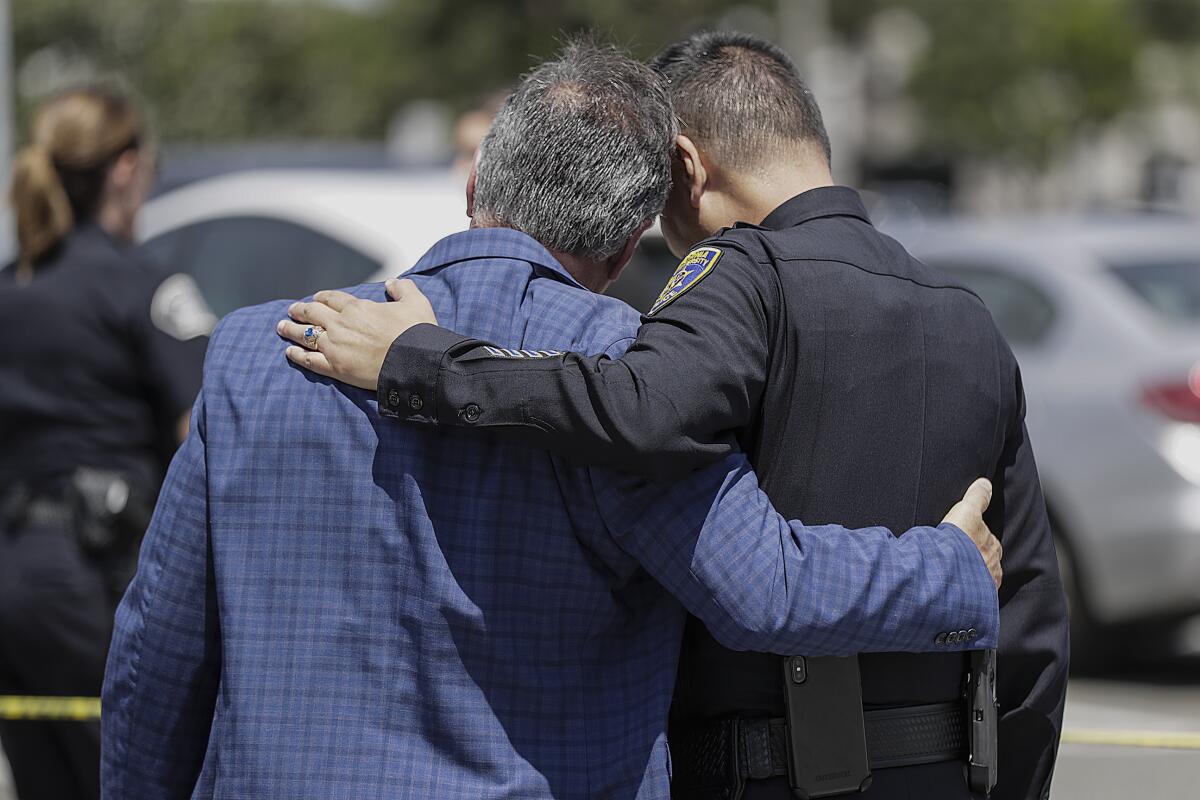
top-left (0, 224), bottom-right (208, 494)
top-left (377, 188), bottom-right (1069, 800)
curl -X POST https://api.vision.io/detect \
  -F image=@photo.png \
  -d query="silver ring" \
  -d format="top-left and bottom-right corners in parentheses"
top-left (302, 325), bottom-right (325, 349)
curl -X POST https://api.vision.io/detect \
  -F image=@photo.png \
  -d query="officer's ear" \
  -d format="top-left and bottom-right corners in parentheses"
top-left (675, 134), bottom-right (708, 209)
top-left (606, 218), bottom-right (654, 283)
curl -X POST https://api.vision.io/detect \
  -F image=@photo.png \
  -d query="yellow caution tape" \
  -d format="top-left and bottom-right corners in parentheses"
top-left (1062, 728), bottom-right (1200, 750)
top-left (0, 695), bottom-right (101, 721)
top-left (3, 694), bottom-right (1200, 751)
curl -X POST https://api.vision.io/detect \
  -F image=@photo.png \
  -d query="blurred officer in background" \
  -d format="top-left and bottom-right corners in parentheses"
top-left (0, 86), bottom-right (208, 800)
top-left (287, 31), bottom-right (1068, 800)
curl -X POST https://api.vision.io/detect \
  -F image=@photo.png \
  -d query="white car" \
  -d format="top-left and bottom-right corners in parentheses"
top-left (138, 168), bottom-right (684, 319)
top-left (137, 169), bottom-right (471, 318)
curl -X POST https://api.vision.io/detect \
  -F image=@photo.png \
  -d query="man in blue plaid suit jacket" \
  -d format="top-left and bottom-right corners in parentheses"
top-left (101, 42), bottom-right (999, 799)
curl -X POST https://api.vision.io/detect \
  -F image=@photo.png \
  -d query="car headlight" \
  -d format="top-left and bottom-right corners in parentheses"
top-left (1158, 422), bottom-right (1200, 486)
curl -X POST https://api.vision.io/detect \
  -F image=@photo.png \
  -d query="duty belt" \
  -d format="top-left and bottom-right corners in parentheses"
top-left (22, 499), bottom-right (75, 530)
top-left (0, 494), bottom-right (74, 534)
top-left (673, 701), bottom-right (966, 797)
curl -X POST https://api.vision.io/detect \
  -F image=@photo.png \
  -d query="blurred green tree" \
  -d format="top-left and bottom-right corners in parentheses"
top-left (9, 0), bottom-right (1173, 168)
top-left (903, 0), bottom-right (1143, 163)
top-left (10, 0), bottom-right (763, 143)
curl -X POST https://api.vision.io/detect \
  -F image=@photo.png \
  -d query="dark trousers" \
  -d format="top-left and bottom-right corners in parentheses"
top-left (0, 523), bottom-right (112, 800)
top-left (735, 762), bottom-right (977, 800)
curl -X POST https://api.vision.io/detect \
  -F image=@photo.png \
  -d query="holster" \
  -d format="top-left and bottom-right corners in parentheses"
top-left (69, 467), bottom-right (154, 598)
top-left (68, 467), bottom-right (153, 557)
top-left (966, 649), bottom-right (999, 796)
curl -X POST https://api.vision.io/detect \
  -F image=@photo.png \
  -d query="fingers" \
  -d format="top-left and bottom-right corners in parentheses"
top-left (285, 345), bottom-right (334, 377)
top-left (939, 483), bottom-right (1003, 589)
top-left (312, 290), bottom-right (356, 312)
top-left (277, 320), bottom-right (323, 350)
top-left (982, 531), bottom-right (1003, 589)
top-left (386, 278), bottom-right (421, 301)
top-left (960, 477), bottom-right (993, 514)
top-left (387, 278), bottom-right (439, 326)
top-left (385, 278), bottom-right (406, 300)
top-left (288, 300), bottom-right (339, 328)
top-left (984, 537), bottom-right (1003, 587)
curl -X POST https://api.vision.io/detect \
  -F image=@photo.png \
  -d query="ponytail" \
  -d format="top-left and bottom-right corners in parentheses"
top-left (11, 143), bottom-right (74, 265)
top-left (9, 85), bottom-right (144, 268)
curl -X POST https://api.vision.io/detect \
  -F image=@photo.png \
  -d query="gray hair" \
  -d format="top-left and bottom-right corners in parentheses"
top-left (473, 38), bottom-right (677, 261)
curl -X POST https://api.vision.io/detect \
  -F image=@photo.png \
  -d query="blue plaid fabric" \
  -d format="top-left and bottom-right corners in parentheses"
top-left (102, 228), bottom-right (998, 799)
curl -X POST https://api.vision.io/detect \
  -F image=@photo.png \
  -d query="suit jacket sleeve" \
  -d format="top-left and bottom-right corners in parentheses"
top-left (591, 453), bottom-right (1000, 654)
top-left (101, 391), bottom-right (220, 799)
top-left (377, 242), bottom-right (773, 480)
top-left (990, 354), bottom-right (1070, 800)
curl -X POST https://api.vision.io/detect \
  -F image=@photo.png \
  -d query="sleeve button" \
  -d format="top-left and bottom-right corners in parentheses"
top-left (462, 403), bottom-right (482, 423)
top-left (387, 389), bottom-right (402, 408)
top-left (947, 631), bottom-right (960, 645)
top-left (935, 632), bottom-right (948, 646)
top-left (408, 393), bottom-right (424, 411)
top-left (967, 628), bottom-right (978, 641)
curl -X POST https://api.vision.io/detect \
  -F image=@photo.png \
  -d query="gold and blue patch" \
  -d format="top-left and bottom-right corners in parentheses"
top-left (648, 246), bottom-right (722, 316)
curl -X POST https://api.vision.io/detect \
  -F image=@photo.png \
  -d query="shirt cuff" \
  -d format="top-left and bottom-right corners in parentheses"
top-left (376, 323), bottom-right (473, 422)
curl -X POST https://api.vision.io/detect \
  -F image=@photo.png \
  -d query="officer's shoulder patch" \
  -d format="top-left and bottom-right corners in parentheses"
top-left (151, 273), bottom-right (218, 341)
top-left (647, 246), bottom-right (722, 316)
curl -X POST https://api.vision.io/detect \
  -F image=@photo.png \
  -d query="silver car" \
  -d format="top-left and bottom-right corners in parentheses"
top-left (888, 216), bottom-right (1200, 660)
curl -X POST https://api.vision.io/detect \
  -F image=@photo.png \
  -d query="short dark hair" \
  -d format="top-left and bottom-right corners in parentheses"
top-left (474, 37), bottom-right (677, 260)
top-left (651, 31), bottom-right (831, 169)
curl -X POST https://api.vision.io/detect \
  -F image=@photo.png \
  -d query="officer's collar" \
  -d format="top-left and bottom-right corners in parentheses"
top-left (405, 227), bottom-right (586, 291)
top-left (742, 185), bottom-right (872, 232)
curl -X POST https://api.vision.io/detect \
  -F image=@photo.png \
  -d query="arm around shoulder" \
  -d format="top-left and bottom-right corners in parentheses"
top-left (374, 242), bottom-right (775, 479)
top-left (593, 453), bottom-right (1000, 656)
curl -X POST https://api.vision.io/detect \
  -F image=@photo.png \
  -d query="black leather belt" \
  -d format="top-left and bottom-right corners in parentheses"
top-left (673, 702), bottom-right (966, 797)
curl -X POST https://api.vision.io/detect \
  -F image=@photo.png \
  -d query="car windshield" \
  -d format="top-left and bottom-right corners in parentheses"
top-left (1110, 260), bottom-right (1200, 323)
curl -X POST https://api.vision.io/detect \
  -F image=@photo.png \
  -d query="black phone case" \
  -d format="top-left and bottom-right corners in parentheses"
top-left (780, 655), bottom-right (873, 799)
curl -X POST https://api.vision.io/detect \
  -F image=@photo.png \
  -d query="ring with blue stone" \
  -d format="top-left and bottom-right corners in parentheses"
top-left (302, 325), bottom-right (325, 349)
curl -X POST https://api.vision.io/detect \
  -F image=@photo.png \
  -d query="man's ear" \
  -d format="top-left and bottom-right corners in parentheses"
top-left (606, 218), bottom-right (655, 283)
top-left (465, 148), bottom-right (482, 218)
top-left (676, 134), bottom-right (707, 209)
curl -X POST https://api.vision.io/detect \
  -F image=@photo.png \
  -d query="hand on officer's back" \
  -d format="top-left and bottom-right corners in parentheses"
top-left (277, 278), bottom-right (437, 391)
top-left (940, 478), bottom-right (1003, 590)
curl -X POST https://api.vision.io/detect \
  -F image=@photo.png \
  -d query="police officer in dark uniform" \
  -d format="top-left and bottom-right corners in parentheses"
top-left (285, 33), bottom-right (1068, 800)
top-left (0, 86), bottom-right (208, 799)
